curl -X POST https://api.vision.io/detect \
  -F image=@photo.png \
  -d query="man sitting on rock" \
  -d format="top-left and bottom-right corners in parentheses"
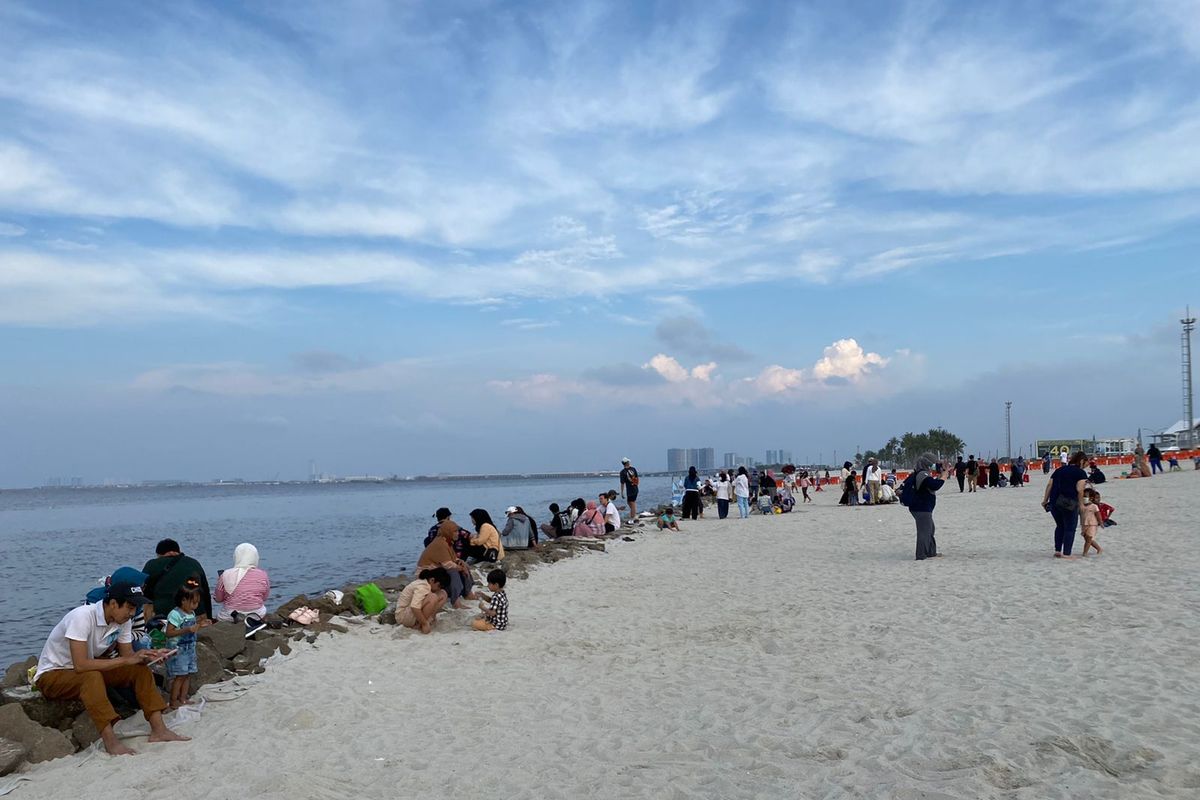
top-left (142, 538), bottom-right (213, 622)
top-left (33, 579), bottom-right (190, 755)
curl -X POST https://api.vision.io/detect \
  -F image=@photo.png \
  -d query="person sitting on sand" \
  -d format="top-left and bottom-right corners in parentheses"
top-left (472, 569), bottom-right (509, 632)
top-left (657, 507), bottom-right (681, 531)
top-left (540, 502), bottom-right (575, 539)
top-left (1079, 488), bottom-right (1104, 556)
top-left (213, 542), bottom-right (271, 627)
top-left (464, 508), bottom-right (505, 562)
top-left (34, 579), bottom-right (189, 755)
top-left (601, 491), bottom-right (622, 533)
top-left (396, 568), bottom-right (450, 634)
top-left (417, 522), bottom-right (476, 608)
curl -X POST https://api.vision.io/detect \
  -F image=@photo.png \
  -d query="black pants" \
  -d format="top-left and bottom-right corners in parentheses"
top-left (463, 544), bottom-right (498, 563)
top-left (717, 498), bottom-right (729, 519)
top-left (681, 491), bottom-right (701, 520)
top-left (956, 474), bottom-right (965, 492)
top-left (604, 523), bottom-right (615, 534)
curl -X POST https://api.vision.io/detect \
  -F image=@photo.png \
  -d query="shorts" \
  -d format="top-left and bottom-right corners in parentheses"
top-left (166, 642), bottom-right (197, 678)
top-left (626, 485), bottom-right (639, 502)
top-left (396, 607), bottom-right (418, 628)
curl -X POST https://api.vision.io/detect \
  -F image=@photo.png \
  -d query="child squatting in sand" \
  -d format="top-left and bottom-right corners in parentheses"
top-left (1080, 488), bottom-right (1105, 556)
top-left (472, 569), bottom-right (509, 632)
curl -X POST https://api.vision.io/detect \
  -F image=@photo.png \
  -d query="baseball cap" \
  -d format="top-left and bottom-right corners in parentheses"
top-left (434, 507), bottom-right (452, 521)
top-left (107, 581), bottom-right (152, 606)
top-left (505, 506), bottom-right (518, 514)
top-left (621, 457), bottom-right (631, 464)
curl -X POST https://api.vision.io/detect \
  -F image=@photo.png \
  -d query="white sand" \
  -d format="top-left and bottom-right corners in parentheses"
top-left (10, 469), bottom-right (1200, 798)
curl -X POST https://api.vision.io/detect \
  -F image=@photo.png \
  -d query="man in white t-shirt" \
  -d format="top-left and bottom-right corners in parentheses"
top-left (34, 581), bottom-right (190, 755)
top-left (602, 490), bottom-right (621, 533)
top-left (865, 458), bottom-right (883, 505)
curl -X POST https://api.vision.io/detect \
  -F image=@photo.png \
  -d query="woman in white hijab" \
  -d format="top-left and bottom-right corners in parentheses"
top-left (213, 543), bottom-right (271, 623)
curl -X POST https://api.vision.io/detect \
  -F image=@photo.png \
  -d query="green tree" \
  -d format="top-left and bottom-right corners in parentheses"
top-left (865, 429), bottom-right (965, 467)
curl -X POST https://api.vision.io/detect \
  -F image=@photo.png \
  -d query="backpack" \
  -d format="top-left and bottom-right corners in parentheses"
top-left (423, 523), bottom-right (440, 547)
top-left (555, 509), bottom-right (573, 533)
top-left (898, 473), bottom-right (919, 507)
top-left (355, 583), bottom-right (388, 615)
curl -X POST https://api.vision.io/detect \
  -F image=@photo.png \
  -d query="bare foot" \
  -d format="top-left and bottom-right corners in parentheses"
top-left (1060, 555), bottom-right (1078, 560)
top-left (104, 741), bottom-right (137, 756)
top-left (1054, 553), bottom-right (1063, 558)
top-left (148, 729), bottom-right (191, 744)
top-left (452, 600), bottom-right (466, 610)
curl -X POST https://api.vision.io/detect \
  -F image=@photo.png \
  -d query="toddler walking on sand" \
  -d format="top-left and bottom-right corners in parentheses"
top-left (165, 587), bottom-right (209, 707)
top-left (1080, 488), bottom-right (1104, 556)
top-left (472, 569), bottom-right (509, 632)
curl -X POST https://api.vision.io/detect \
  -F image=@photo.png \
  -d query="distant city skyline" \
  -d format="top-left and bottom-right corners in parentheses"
top-left (1, 1), bottom-right (1196, 488)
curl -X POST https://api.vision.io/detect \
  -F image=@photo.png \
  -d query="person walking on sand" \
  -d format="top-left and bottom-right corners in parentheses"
top-left (1147, 443), bottom-right (1164, 475)
top-left (1042, 451), bottom-right (1089, 559)
top-left (734, 466), bottom-right (751, 518)
top-left (619, 457), bottom-right (641, 525)
top-left (864, 458), bottom-right (882, 505)
top-left (1079, 488), bottom-right (1105, 556)
top-left (681, 466), bottom-right (702, 520)
top-left (901, 453), bottom-right (944, 560)
top-left (954, 456), bottom-right (967, 492)
top-left (966, 455), bottom-right (979, 492)
top-left (714, 471), bottom-right (732, 519)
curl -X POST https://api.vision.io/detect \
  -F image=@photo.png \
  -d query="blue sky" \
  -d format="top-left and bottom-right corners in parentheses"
top-left (1, 0), bottom-right (1198, 486)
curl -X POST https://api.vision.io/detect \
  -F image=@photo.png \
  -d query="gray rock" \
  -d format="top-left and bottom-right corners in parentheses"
top-left (17, 696), bottom-right (84, 731)
top-left (275, 594), bottom-right (311, 619)
top-left (1, 658), bottom-right (36, 690)
top-left (0, 737), bottom-right (27, 776)
top-left (69, 714), bottom-right (99, 750)
top-left (194, 640), bottom-right (227, 689)
top-left (0, 705), bottom-right (73, 764)
top-left (368, 575), bottom-right (408, 593)
top-left (197, 622), bottom-right (247, 660)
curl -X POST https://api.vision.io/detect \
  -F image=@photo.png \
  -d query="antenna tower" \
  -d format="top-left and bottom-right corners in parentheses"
top-left (1005, 401), bottom-right (1012, 460)
top-left (1184, 308), bottom-right (1196, 448)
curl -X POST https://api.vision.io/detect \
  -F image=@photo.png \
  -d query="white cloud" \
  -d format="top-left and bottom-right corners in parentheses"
top-left (644, 354), bottom-right (690, 383)
top-left (0, 222), bottom-right (25, 237)
top-left (690, 362), bottom-right (717, 381)
top-left (812, 339), bottom-right (889, 382)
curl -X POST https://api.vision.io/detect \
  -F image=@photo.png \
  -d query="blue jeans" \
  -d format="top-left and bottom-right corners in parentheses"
top-left (166, 641), bottom-right (197, 677)
top-left (717, 498), bottom-right (729, 519)
top-left (1150, 458), bottom-right (1162, 474)
top-left (737, 496), bottom-right (749, 518)
top-left (1051, 506), bottom-right (1079, 555)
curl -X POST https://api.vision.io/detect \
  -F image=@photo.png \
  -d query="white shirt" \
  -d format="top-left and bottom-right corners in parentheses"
top-left (866, 465), bottom-right (881, 483)
top-left (604, 501), bottom-right (621, 527)
top-left (35, 602), bottom-right (132, 683)
top-left (733, 475), bottom-right (750, 498)
top-left (715, 479), bottom-right (731, 500)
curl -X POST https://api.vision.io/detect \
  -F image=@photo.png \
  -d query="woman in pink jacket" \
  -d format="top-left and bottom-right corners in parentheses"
top-left (213, 543), bottom-right (271, 625)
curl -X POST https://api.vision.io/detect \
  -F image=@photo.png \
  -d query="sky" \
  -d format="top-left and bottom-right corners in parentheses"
top-left (1, 0), bottom-right (1198, 487)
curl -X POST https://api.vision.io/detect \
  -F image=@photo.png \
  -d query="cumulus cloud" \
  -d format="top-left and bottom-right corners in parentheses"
top-left (644, 354), bottom-right (690, 383)
top-left (811, 339), bottom-right (889, 383)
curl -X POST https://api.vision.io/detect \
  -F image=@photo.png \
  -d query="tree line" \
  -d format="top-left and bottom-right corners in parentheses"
top-left (859, 428), bottom-right (967, 468)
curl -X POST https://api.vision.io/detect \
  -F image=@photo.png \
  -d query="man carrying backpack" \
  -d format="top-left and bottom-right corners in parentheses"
top-left (899, 453), bottom-right (945, 561)
top-left (619, 458), bottom-right (641, 525)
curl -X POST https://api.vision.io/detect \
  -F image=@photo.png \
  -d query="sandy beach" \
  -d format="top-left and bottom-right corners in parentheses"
top-left (7, 469), bottom-right (1200, 799)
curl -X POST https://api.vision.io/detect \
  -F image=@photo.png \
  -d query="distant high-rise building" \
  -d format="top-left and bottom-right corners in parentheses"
top-left (667, 448), bottom-right (686, 472)
top-left (723, 452), bottom-right (737, 468)
top-left (697, 448), bottom-right (714, 470)
top-left (766, 449), bottom-right (778, 465)
top-left (780, 450), bottom-right (793, 465)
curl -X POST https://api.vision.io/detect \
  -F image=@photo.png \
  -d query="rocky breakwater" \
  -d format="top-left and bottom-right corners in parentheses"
top-left (0, 533), bottom-right (611, 776)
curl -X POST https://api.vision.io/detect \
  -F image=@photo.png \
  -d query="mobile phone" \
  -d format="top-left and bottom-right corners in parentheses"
top-left (147, 648), bottom-right (178, 665)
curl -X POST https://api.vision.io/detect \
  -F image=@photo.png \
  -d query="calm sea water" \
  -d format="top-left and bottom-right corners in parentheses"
top-left (0, 476), bottom-right (672, 667)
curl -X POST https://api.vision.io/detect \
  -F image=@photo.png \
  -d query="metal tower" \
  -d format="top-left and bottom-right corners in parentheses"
top-left (1184, 308), bottom-right (1196, 448)
top-left (1005, 401), bottom-right (1012, 460)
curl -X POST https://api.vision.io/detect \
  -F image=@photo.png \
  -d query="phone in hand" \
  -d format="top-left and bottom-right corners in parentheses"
top-left (146, 648), bottom-right (178, 665)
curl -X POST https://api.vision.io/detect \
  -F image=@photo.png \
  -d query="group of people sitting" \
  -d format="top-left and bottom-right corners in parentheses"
top-left (31, 538), bottom-right (272, 755)
top-left (838, 460), bottom-right (901, 506)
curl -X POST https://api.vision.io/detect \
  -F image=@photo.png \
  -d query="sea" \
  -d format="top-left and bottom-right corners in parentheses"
top-left (0, 476), bottom-right (674, 668)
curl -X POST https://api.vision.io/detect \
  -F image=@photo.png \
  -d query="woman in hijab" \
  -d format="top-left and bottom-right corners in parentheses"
top-left (214, 543), bottom-right (271, 622)
top-left (681, 466), bottom-right (702, 520)
top-left (905, 453), bottom-right (944, 560)
top-left (417, 524), bottom-right (476, 607)
top-left (988, 459), bottom-right (1001, 488)
top-left (466, 508), bottom-right (504, 563)
top-left (572, 500), bottom-right (606, 537)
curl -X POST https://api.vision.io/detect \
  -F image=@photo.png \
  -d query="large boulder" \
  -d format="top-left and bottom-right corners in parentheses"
top-left (0, 705), bottom-right (73, 764)
top-left (193, 641), bottom-right (227, 690)
top-left (17, 696), bottom-right (84, 731)
top-left (197, 623), bottom-right (247, 660)
top-left (0, 737), bottom-right (27, 776)
top-left (1, 658), bottom-right (36, 690)
top-left (367, 574), bottom-right (408, 593)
